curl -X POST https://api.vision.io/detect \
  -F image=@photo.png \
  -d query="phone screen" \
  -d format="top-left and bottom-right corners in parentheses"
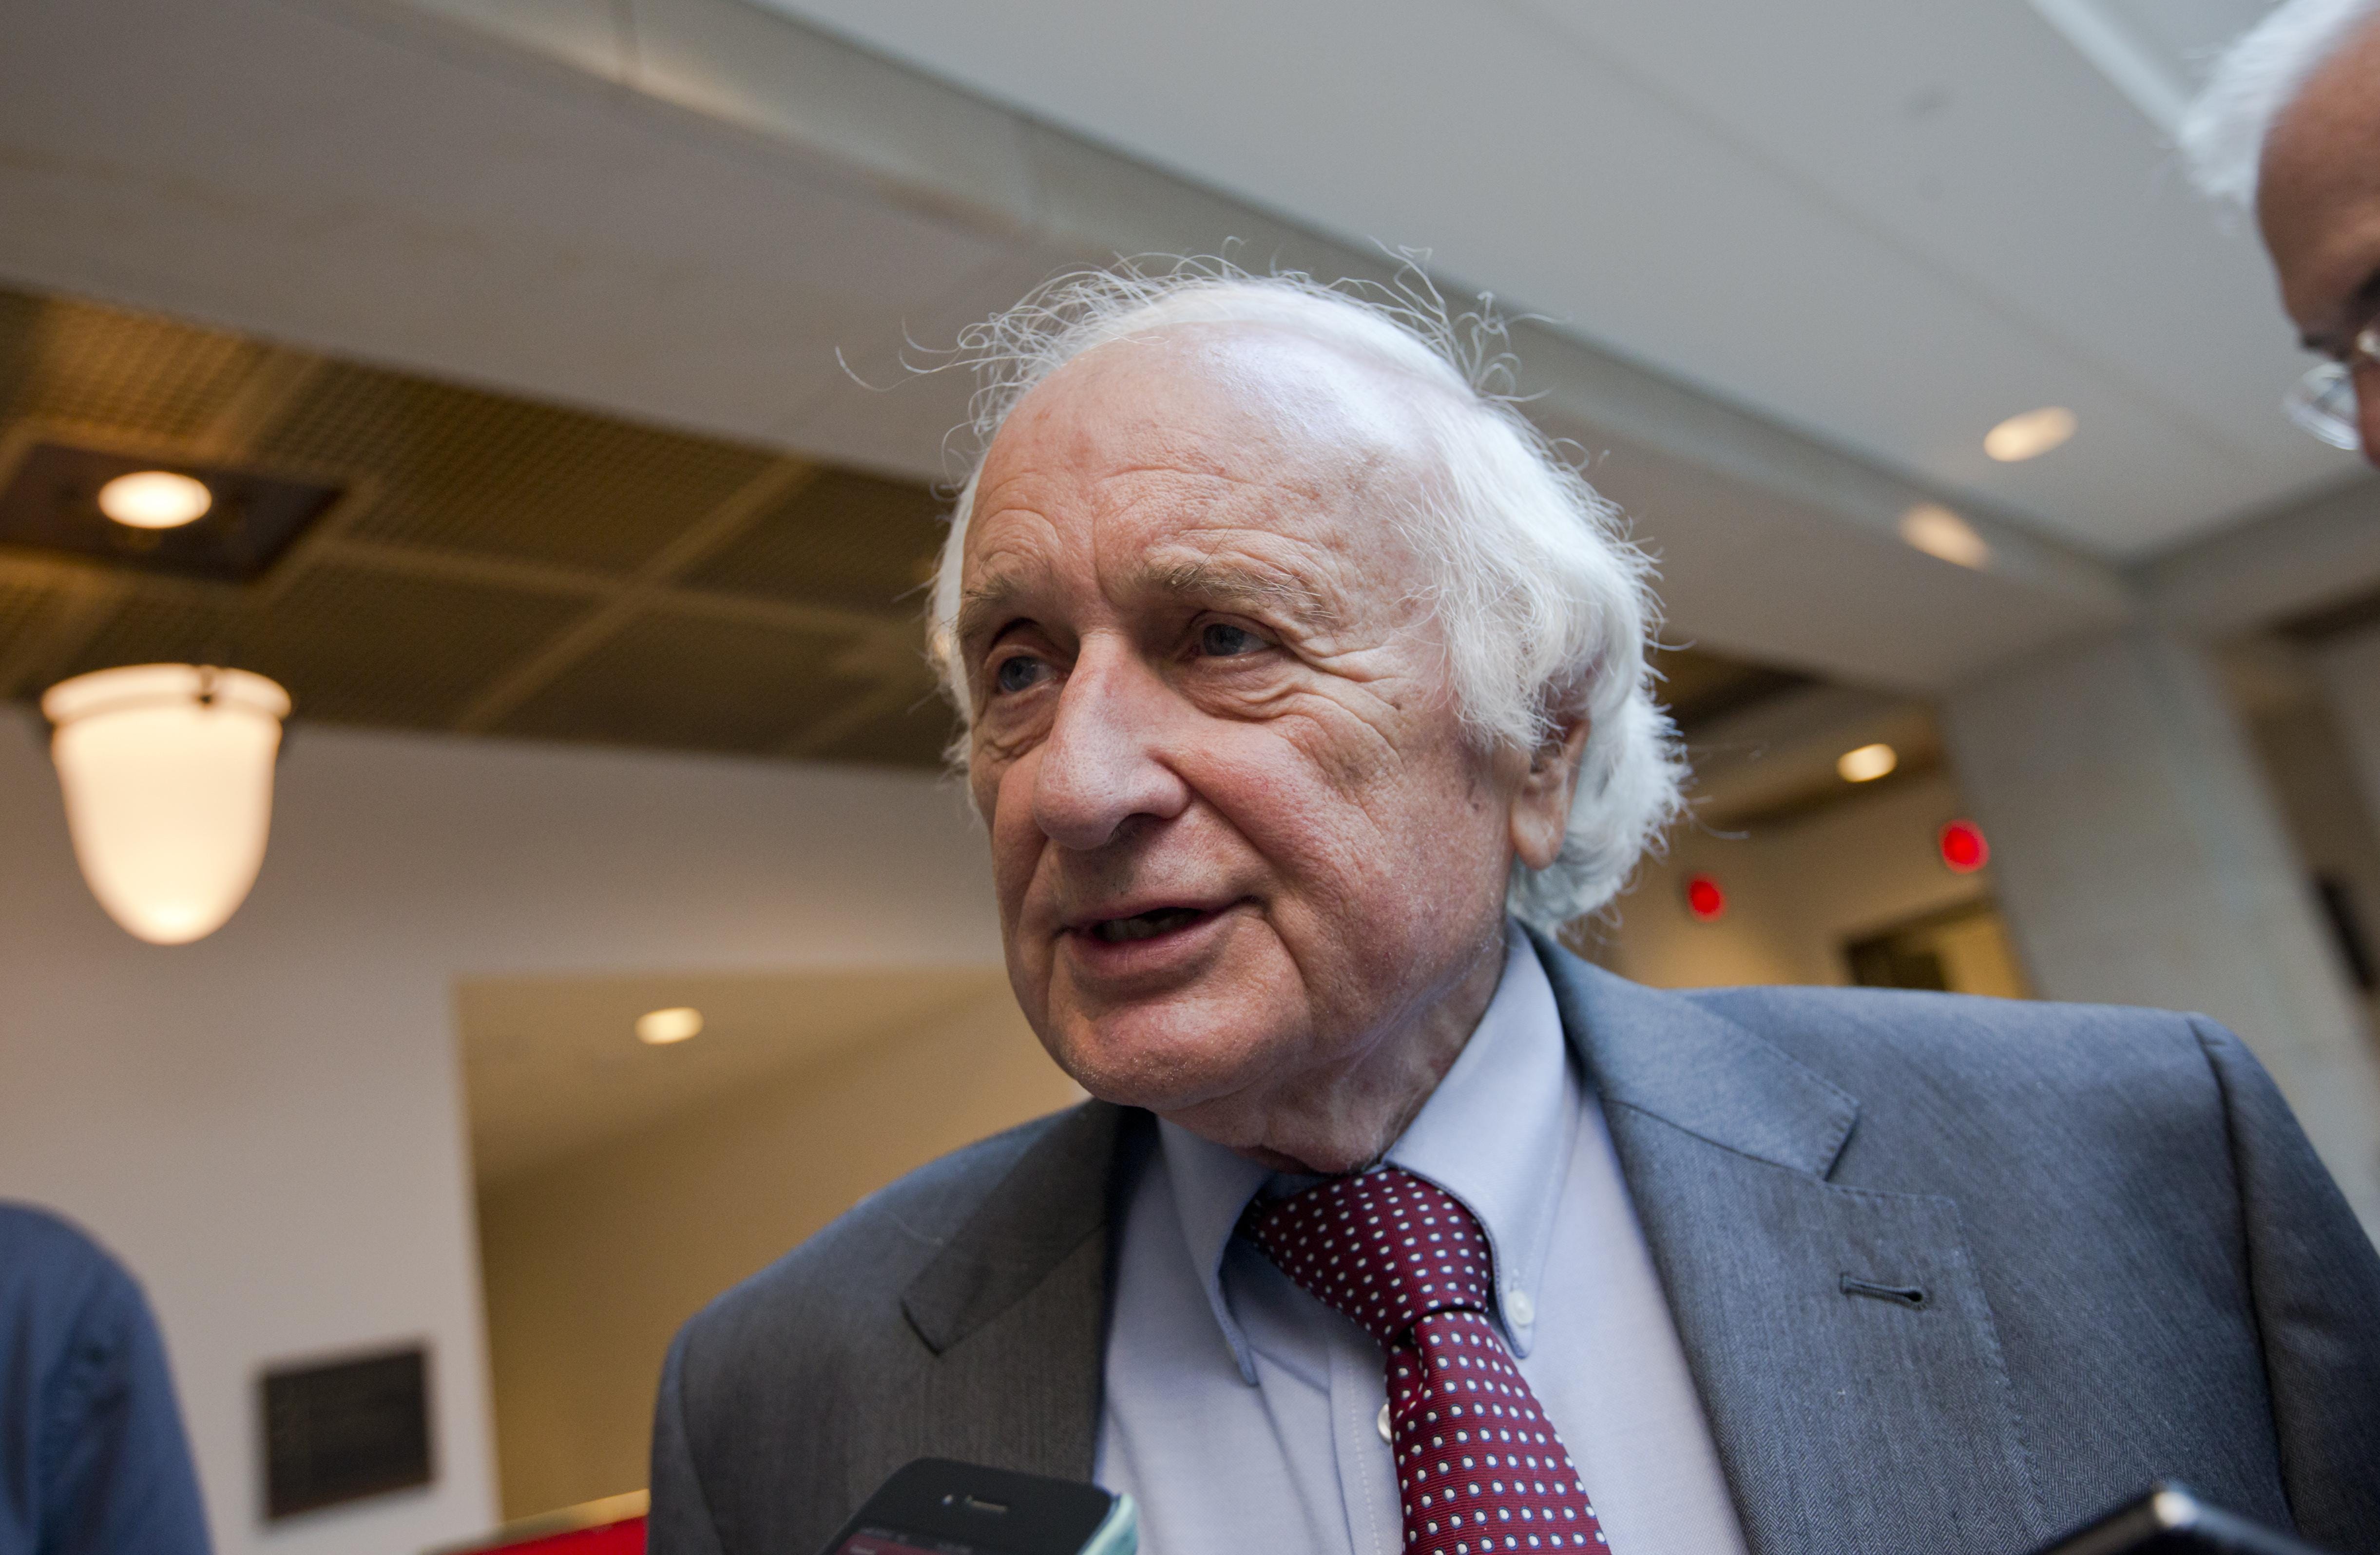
top-left (833, 1528), bottom-right (988, 1555)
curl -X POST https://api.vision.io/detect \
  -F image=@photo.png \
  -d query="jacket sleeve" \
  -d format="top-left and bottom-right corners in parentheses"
top-left (24, 1256), bottom-right (212, 1555)
top-left (648, 1325), bottom-right (730, 1555)
top-left (2191, 1017), bottom-right (2380, 1552)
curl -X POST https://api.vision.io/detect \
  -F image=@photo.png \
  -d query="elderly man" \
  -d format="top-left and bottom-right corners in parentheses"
top-left (649, 271), bottom-right (2380, 1555)
top-left (2183, 0), bottom-right (2380, 462)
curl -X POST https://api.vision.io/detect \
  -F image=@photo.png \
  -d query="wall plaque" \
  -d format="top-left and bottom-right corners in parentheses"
top-left (261, 1344), bottom-right (434, 1519)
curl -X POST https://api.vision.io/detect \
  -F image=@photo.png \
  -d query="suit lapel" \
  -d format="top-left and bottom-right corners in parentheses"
top-left (894, 1101), bottom-right (1145, 1487)
top-left (1532, 934), bottom-right (2045, 1555)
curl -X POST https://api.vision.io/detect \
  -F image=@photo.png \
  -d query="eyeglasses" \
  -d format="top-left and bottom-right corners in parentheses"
top-left (2285, 319), bottom-right (2378, 451)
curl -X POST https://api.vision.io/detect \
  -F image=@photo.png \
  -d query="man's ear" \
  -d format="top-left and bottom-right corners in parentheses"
top-left (1510, 715), bottom-right (1591, 871)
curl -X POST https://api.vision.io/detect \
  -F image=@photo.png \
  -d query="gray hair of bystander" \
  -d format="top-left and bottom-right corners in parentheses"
top-left (2179, 0), bottom-right (2380, 206)
top-left (924, 262), bottom-right (1688, 929)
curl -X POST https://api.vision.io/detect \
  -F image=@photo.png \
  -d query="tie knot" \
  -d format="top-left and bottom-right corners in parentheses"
top-left (1241, 1166), bottom-right (1496, 1349)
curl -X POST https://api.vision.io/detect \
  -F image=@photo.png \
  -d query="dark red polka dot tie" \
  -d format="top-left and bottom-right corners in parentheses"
top-left (1243, 1167), bottom-right (1611, 1554)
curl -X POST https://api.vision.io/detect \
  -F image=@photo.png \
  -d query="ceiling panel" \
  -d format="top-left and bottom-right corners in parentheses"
top-left (239, 566), bottom-right (596, 729)
top-left (56, 588), bottom-right (239, 682)
top-left (0, 577), bottom-right (61, 665)
top-left (0, 287), bottom-right (265, 443)
top-left (805, 690), bottom-right (959, 770)
top-left (492, 609), bottom-right (869, 754)
top-left (0, 282), bottom-right (972, 766)
top-left (680, 467), bottom-right (945, 613)
top-left (54, 567), bottom-right (595, 729)
top-left (256, 362), bottom-right (780, 576)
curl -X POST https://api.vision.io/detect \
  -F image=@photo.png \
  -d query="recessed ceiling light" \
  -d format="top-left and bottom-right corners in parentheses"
top-left (97, 470), bottom-right (213, 529)
top-left (1983, 407), bottom-right (2076, 463)
top-left (1837, 743), bottom-right (1899, 783)
top-left (1898, 504), bottom-right (1993, 570)
top-left (635, 1006), bottom-right (703, 1045)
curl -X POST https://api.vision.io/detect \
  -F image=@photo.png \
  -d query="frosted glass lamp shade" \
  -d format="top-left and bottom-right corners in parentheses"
top-left (41, 664), bottom-right (291, 945)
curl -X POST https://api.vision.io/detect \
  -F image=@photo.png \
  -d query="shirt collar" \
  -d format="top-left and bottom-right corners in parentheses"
top-left (1155, 1113), bottom-right (1274, 1383)
top-left (1155, 925), bottom-right (1578, 1381)
top-left (1386, 928), bottom-right (1575, 1356)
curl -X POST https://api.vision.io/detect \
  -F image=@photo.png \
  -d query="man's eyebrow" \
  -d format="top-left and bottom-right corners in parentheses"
top-left (954, 576), bottom-right (1028, 649)
top-left (1152, 558), bottom-right (1343, 629)
top-left (948, 556), bottom-right (1345, 655)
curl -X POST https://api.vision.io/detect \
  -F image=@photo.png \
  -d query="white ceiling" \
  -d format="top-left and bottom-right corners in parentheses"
top-left (756, 0), bottom-right (2365, 558)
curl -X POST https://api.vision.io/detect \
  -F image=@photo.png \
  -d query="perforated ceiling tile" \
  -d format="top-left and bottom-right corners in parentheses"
top-left (57, 588), bottom-right (243, 683)
top-left (494, 610), bottom-right (873, 755)
top-left (806, 694), bottom-right (957, 771)
top-left (231, 566), bottom-right (594, 730)
top-left (252, 362), bottom-right (778, 576)
top-left (680, 467), bottom-right (945, 612)
top-left (0, 578), bottom-right (64, 674)
top-left (51, 568), bottom-right (589, 730)
top-left (0, 288), bottom-right (265, 444)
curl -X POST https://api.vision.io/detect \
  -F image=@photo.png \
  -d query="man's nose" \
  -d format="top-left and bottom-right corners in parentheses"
top-left (1032, 645), bottom-right (1191, 851)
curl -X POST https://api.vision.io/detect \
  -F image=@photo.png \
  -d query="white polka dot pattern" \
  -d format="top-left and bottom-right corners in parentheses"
top-left (1243, 1168), bottom-right (1611, 1554)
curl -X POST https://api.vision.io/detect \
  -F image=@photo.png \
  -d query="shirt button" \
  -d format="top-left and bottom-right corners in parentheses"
top-left (1377, 1402), bottom-right (1392, 1442)
top-left (1506, 1289), bottom-right (1536, 1327)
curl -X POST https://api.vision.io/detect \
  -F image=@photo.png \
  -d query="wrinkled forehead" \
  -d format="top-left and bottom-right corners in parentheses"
top-left (974, 322), bottom-right (1443, 520)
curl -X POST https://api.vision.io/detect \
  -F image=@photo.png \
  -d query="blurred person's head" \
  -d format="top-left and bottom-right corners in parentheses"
top-left (2183, 0), bottom-right (2380, 463)
top-left (925, 267), bottom-right (1682, 1173)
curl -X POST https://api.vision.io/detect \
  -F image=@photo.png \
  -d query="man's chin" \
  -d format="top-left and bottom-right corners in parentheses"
top-left (1040, 1017), bottom-right (1275, 1124)
top-left (1053, 1050), bottom-right (1252, 1119)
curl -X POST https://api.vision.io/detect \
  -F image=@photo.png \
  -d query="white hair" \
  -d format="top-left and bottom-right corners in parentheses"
top-left (2179, 0), bottom-right (2380, 205)
top-left (925, 262), bottom-right (1687, 929)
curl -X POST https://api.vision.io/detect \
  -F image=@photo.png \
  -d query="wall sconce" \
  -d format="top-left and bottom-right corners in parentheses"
top-left (41, 664), bottom-right (291, 945)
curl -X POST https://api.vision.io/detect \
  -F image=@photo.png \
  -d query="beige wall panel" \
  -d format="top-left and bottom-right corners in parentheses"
top-left (477, 992), bottom-right (1074, 1519)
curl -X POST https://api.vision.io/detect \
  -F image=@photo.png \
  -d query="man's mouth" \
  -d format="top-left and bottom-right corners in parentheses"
top-left (1082, 906), bottom-right (1210, 944)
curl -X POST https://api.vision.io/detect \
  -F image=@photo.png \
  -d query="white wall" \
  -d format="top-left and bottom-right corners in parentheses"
top-left (0, 711), bottom-right (1001, 1555)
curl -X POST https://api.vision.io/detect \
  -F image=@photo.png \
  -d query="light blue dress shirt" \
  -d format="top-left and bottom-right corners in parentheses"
top-left (1094, 928), bottom-right (1749, 1555)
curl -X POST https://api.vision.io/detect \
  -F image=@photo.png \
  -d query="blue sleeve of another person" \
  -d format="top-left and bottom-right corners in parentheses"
top-left (0, 1205), bottom-right (211, 1555)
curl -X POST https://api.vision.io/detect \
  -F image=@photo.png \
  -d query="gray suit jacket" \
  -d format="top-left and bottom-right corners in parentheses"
top-left (651, 937), bottom-right (2380, 1555)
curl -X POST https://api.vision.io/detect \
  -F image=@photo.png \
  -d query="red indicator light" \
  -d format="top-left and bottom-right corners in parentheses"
top-left (1685, 874), bottom-right (1727, 921)
top-left (1939, 818), bottom-right (1989, 874)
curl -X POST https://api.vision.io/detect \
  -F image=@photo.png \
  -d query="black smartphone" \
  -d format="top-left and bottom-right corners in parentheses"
top-left (2028, 1484), bottom-right (2330, 1555)
top-left (818, 1459), bottom-right (1137, 1555)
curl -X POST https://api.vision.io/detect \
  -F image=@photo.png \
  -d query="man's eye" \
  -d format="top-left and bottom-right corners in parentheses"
top-left (992, 655), bottom-right (1050, 695)
top-left (1198, 622), bottom-right (1267, 658)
